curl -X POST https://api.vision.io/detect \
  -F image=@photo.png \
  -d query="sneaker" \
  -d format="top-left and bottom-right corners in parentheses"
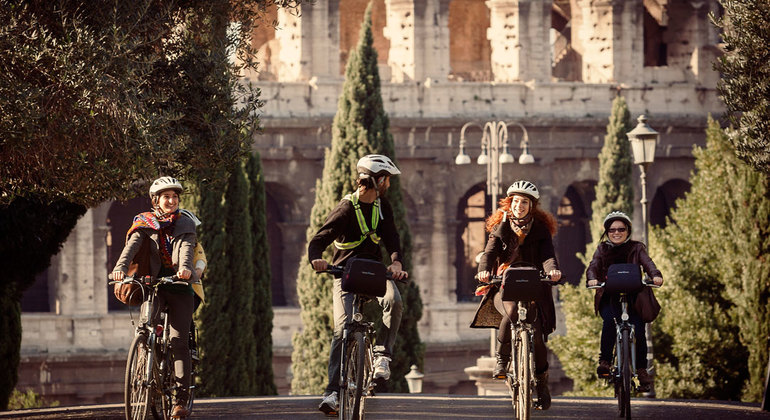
top-left (597, 359), bottom-right (611, 379)
top-left (318, 391), bottom-right (338, 416)
top-left (636, 368), bottom-right (653, 391)
top-left (373, 356), bottom-right (392, 381)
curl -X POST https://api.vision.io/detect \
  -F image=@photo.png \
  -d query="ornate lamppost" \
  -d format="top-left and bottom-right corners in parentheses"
top-left (627, 114), bottom-right (659, 397)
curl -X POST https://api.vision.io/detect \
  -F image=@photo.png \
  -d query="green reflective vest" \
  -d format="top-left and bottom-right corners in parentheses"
top-left (333, 191), bottom-right (381, 250)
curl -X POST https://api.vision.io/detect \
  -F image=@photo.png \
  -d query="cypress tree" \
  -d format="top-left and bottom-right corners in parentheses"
top-left (291, 2), bottom-right (422, 394)
top-left (712, 0), bottom-right (770, 178)
top-left (246, 151), bottom-right (278, 395)
top-left (651, 117), bottom-right (768, 401)
top-left (550, 95), bottom-right (634, 395)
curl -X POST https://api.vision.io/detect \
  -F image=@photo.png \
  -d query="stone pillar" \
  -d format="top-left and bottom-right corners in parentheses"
top-left (384, 0), bottom-right (450, 82)
top-left (485, 0), bottom-right (551, 83)
top-left (275, 0), bottom-right (341, 82)
top-left (689, 0), bottom-right (719, 87)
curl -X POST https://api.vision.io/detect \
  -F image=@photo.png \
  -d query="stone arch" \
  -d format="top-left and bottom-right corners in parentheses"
top-left (448, 0), bottom-right (491, 82)
top-left (339, 0), bottom-right (389, 76)
top-left (650, 178), bottom-right (690, 228)
top-left (555, 180), bottom-right (596, 286)
top-left (106, 196), bottom-right (152, 311)
top-left (454, 183), bottom-right (489, 302)
top-left (264, 181), bottom-right (301, 306)
top-left (551, 0), bottom-right (582, 81)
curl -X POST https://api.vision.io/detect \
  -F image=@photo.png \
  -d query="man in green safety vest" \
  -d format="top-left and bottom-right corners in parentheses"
top-left (309, 154), bottom-right (409, 416)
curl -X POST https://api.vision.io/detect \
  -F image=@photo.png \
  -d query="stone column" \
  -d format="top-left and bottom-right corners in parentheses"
top-left (275, 0), bottom-right (341, 82)
top-left (575, 0), bottom-right (644, 83)
top-left (485, 0), bottom-right (551, 83)
top-left (689, 0), bottom-right (719, 87)
top-left (384, 0), bottom-right (450, 82)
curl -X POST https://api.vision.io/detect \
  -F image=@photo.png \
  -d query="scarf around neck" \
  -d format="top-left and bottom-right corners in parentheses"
top-left (127, 211), bottom-right (180, 269)
top-left (509, 212), bottom-right (534, 243)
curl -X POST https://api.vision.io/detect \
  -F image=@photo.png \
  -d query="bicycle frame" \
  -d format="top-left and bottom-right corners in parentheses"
top-left (508, 301), bottom-right (536, 420)
top-left (338, 293), bottom-right (377, 420)
top-left (613, 294), bottom-right (637, 383)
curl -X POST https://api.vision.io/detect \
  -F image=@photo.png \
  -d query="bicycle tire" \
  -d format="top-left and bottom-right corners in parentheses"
top-left (125, 333), bottom-right (152, 420)
top-left (621, 328), bottom-right (632, 419)
top-left (506, 327), bottom-right (516, 415)
top-left (515, 328), bottom-right (532, 420)
top-left (340, 331), bottom-right (366, 420)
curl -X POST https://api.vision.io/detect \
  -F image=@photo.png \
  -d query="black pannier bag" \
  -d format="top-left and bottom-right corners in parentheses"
top-left (605, 263), bottom-right (644, 295)
top-left (501, 266), bottom-right (542, 302)
top-left (342, 257), bottom-right (388, 297)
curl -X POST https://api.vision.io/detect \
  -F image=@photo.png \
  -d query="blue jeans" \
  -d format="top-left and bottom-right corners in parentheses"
top-left (599, 295), bottom-right (647, 369)
top-left (325, 278), bottom-right (402, 394)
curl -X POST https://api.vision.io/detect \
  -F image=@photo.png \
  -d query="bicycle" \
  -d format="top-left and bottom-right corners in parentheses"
top-left (587, 263), bottom-right (660, 420)
top-left (319, 263), bottom-right (403, 420)
top-left (477, 266), bottom-right (564, 420)
top-left (109, 275), bottom-right (200, 420)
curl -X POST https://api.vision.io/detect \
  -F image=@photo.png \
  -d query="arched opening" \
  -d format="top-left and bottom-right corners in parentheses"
top-left (643, 2), bottom-right (668, 67)
top-left (551, 0), bottom-right (581, 81)
top-left (650, 178), bottom-right (690, 228)
top-left (106, 196), bottom-right (153, 311)
top-left (455, 184), bottom-right (490, 302)
top-left (555, 181), bottom-right (595, 286)
top-left (339, 0), bottom-right (389, 76)
top-left (21, 269), bottom-right (50, 312)
top-left (448, 0), bottom-right (491, 82)
top-left (264, 191), bottom-right (287, 306)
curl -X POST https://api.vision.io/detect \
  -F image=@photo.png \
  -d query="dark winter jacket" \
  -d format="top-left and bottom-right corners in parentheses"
top-left (308, 195), bottom-right (402, 266)
top-left (586, 240), bottom-right (662, 314)
top-left (470, 217), bottom-right (559, 335)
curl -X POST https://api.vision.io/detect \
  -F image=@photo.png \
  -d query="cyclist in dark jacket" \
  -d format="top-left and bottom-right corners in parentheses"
top-left (112, 176), bottom-right (197, 419)
top-left (308, 155), bottom-right (408, 416)
top-left (474, 180), bottom-right (561, 410)
top-left (586, 211), bottom-right (663, 391)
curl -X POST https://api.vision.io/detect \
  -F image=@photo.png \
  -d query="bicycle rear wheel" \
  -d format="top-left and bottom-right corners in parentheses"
top-left (125, 333), bottom-right (152, 420)
top-left (620, 329), bottom-right (632, 419)
top-left (515, 329), bottom-right (532, 420)
top-left (340, 331), bottom-right (366, 420)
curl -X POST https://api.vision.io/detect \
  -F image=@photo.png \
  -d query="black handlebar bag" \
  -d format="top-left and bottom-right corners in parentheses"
top-left (501, 267), bottom-right (542, 302)
top-left (341, 257), bottom-right (388, 297)
top-left (605, 263), bottom-right (644, 295)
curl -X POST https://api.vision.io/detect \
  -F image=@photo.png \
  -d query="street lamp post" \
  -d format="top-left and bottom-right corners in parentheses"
top-left (456, 121), bottom-right (534, 356)
top-left (627, 114), bottom-right (659, 398)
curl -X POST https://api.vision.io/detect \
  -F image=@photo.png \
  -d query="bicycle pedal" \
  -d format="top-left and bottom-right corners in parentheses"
top-left (533, 402), bottom-right (543, 410)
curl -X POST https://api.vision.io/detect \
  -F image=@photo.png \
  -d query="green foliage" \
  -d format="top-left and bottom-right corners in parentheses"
top-left (551, 95), bottom-right (634, 395)
top-left (291, 3), bottom-right (423, 394)
top-left (0, 197), bottom-right (85, 409)
top-left (712, 0), bottom-right (770, 178)
top-left (246, 151), bottom-right (277, 395)
top-left (651, 118), bottom-right (769, 401)
top-left (7, 388), bottom-right (59, 410)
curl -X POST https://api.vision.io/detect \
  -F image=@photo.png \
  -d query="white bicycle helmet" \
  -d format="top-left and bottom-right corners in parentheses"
top-left (357, 154), bottom-right (401, 177)
top-left (603, 211), bottom-right (632, 231)
top-left (506, 180), bottom-right (540, 201)
top-left (149, 176), bottom-right (184, 197)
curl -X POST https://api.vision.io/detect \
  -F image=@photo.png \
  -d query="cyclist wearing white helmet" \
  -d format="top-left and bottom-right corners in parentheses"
top-left (112, 176), bottom-right (198, 418)
top-left (472, 180), bottom-right (561, 410)
top-left (308, 154), bottom-right (408, 415)
top-left (587, 211), bottom-right (663, 391)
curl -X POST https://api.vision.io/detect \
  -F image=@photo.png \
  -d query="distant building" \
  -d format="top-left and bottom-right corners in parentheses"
top-left (20, 0), bottom-right (723, 404)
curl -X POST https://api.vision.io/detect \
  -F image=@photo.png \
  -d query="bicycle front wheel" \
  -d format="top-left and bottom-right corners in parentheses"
top-left (125, 333), bottom-right (152, 420)
top-left (620, 329), bottom-right (632, 419)
top-left (340, 331), bottom-right (366, 420)
top-left (515, 329), bottom-right (532, 420)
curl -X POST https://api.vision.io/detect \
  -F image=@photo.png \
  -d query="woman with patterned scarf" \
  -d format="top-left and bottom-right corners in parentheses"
top-left (112, 176), bottom-right (198, 419)
top-left (471, 180), bottom-right (561, 410)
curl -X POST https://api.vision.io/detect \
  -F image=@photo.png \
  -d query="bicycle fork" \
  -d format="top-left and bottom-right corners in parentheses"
top-left (614, 321), bottom-right (637, 384)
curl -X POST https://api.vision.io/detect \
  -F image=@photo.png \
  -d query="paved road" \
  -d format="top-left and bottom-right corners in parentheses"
top-left (2, 394), bottom-right (768, 419)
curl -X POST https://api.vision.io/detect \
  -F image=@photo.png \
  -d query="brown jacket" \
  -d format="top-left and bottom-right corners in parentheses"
top-left (586, 240), bottom-right (661, 314)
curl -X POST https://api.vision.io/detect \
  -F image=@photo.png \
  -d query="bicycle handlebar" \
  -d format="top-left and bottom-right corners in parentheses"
top-left (108, 274), bottom-right (186, 287)
top-left (319, 265), bottom-right (408, 284)
top-left (475, 272), bottom-right (567, 286)
top-left (586, 279), bottom-right (661, 290)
